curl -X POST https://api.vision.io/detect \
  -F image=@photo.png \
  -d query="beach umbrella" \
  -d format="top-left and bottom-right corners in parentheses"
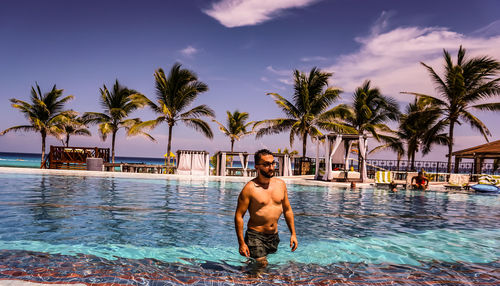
top-left (164, 152), bottom-right (175, 165)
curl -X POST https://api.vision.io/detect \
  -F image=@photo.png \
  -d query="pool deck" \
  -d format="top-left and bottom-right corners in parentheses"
top-left (0, 166), bottom-right (452, 191)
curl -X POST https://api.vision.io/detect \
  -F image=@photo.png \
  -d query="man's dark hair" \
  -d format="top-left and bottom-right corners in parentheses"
top-left (254, 149), bottom-right (273, 164)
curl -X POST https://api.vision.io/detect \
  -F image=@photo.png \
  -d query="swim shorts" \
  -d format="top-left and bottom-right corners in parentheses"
top-left (244, 229), bottom-right (280, 259)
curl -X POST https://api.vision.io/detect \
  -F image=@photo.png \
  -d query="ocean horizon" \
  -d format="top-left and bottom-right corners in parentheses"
top-left (0, 151), bottom-right (252, 169)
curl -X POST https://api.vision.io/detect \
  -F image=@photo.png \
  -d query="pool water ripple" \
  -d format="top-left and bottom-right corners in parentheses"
top-left (0, 172), bottom-right (499, 285)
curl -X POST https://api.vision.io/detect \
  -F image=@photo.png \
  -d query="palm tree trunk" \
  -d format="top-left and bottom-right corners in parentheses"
top-left (111, 130), bottom-right (117, 165)
top-left (447, 122), bottom-right (455, 174)
top-left (40, 132), bottom-right (46, 169)
top-left (166, 124), bottom-right (173, 166)
top-left (230, 139), bottom-right (234, 168)
top-left (411, 151), bottom-right (416, 171)
top-left (302, 132), bottom-right (308, 158)
top-left (65, 134), bottom-right (70, 147)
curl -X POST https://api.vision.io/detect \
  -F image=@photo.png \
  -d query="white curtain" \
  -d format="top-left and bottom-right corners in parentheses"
top-left (176, 152), bottom-right (192, 175)
top-left (284, 155), bottom-right (292, 176)
top-left (220, 153), bottom-right (227, 176)
top-left (315, 140), bottom-right (320, 179)
top-left (191, 153), bottom-right (206, 176)
top-left (359, 136), bottom-right (368, 181)
top-left (238, 153), bottom-right (248, 177)
top-left (278, 156), bottom-right (284, 176)
top-left (324, 135), bottom-right (343, 180)
top-left (331, 142), bottom-right (345, 164)
top-left (205, 154), bottom-right (210, 176)
top-left (345, 141), bottom-right (354, 171)
top-left (322, 137), bottom-right (331, 181)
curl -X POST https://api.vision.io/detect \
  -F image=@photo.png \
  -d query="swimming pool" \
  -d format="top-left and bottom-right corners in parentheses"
top-left (0, 172), bottom-right (499, 285)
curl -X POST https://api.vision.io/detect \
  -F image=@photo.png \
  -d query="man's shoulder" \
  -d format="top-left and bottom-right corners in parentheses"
top-left (242, 180), bottom-right (256, 193)
top-left (271, 177), bottom-right (286, 188)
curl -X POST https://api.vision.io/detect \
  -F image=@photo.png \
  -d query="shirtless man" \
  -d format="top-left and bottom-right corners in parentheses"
top-left (234, 149), bottom-right (298, 267)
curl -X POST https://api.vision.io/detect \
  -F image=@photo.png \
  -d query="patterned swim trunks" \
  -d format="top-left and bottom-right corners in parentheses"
top-left (244, 228), bottom-right (280, 259)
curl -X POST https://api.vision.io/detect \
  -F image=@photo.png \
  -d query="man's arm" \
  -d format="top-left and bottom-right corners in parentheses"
top-left (235, 184), bottom-right (251, 257)
top-left (282, 183), bottom-right (298, 251)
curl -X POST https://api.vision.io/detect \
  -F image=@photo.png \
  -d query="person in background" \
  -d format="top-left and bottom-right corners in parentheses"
top-left (411, 171), bottom-right (429, 190)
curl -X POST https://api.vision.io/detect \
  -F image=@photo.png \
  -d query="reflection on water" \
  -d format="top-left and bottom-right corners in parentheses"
top-left (0, 173), bottom-right (499, 284)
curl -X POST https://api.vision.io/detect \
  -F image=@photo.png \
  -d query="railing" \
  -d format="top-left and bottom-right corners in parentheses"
top-left (366, 159), bottom-right (500, 175)
top-left (292, 157), bottom-right (499, 180)
top-left (292, 157), bottom-right (316, 175)
top-left (48, 146), bottom-right (110, 169)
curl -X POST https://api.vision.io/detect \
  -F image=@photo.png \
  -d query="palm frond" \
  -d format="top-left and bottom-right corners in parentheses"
top-left (182, 118), bottom-right (214, 139)
top-left (267, 93), bottom-right (300, 118)
top-left (180, 105), bottom-right (215, 119)
top-left (1, 125), bottom-right (38, 135)
top-left (255, 119), bottom-right (295, 139)
top-left (471, 102), bottom-right (500, 111)
top-left (460, 110), bottom-right (491, 141)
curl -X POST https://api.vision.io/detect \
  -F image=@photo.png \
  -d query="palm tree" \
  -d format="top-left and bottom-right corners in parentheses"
top-left (344, 80), bottom-right (400, 139)
top-left (213, 110), bottom-right (254, 167)
top-left (341, 80), bottom-right (400, 171)
top-left (402, 46), bottom-right (500, 173)
top-left (131, 63), bottom-right (215, 165)
top-left (82, 80), bottom-right (153, 164)
top-left (0, 83), bottom-right (73, 167)
top-left (255, 67), bottom-right (354, 158)
top-left (57, 112), bottom-right (91, 147)
top-left (372, 96), bottom-right (448, 170)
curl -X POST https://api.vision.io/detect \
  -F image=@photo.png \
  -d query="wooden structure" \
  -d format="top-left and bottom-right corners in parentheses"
top-left (45, 146), bottom-right (110, 169)
top-left (103, 163), bottom-right (174, 173)
top-left (215, 151), bottom-right (251, 176)
top-left (451, 139), bottom-right (500, 174)
top-left (215, 151), bottom-right (292, 177)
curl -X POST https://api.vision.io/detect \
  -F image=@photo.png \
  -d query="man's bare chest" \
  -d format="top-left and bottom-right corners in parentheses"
top-left (251, 189), bottom-right (283, 206)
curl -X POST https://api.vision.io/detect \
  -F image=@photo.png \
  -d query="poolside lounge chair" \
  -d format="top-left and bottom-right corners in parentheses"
top-left (478, 174), bottom-right (500, 187)
top-left (375, 171), bottom-right (393, 188)
top-left (444, 174), bottom-right (470, 190)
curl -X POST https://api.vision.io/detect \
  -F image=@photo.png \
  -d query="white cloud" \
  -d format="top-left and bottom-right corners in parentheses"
top-left (203, 0), bottom-right (319, 28)
top-left (180, 45), bottom-right (198, 57)
top-left (300, 56), bottom-right (328, 62)
top-left (325, 20), bottom-right (500, 103)
top-left (278, 78), bottom-right (293, 85)
top-left (266, 65), bottom-right (291, 76)
top-left (260, 76), bottom-right (269, 82)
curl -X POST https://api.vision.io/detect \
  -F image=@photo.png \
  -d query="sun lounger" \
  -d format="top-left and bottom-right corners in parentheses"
top-left (477, 174), bottom-right (500, 187)
top-left (375, 171), bottom-right (393, 188)
top-left (445, 174), bottom-right (470, 190)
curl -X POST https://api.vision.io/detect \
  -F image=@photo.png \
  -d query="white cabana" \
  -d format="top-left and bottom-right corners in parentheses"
top-left (277, 154), bottom-right (293, 177)
top-left (215, 151), bottom-right (250, 176)
top-left (176, 150), bottom-right (210, 176)
top-left (315, 133), bottom-right (369, 182)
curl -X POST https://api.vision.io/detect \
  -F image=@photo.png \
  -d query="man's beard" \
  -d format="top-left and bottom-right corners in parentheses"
top-left (261, 170), bottom-right (274, 178)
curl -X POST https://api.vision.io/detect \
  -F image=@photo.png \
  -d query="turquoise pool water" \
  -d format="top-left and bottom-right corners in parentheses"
top-left (0, 172), bottom-right (499, 284)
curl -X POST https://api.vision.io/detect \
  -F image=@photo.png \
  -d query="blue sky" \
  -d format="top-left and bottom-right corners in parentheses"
top-left (1, 0), bottom-right (500, 160)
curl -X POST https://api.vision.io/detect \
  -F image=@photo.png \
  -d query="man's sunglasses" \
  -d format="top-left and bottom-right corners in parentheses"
top-left (256, 161), bottom-right (277, 167)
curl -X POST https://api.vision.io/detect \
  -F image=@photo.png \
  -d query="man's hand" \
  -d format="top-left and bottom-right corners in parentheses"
top-left (290, 234), bottom-right (298, 252)
top-left (239, 243), bottom-right (250, 257)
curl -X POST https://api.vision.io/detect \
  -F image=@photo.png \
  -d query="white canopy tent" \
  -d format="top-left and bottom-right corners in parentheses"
top-left (176, 150), bottom-right (210, 176)
top-left (315, 133), bottom-right (369, 182)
